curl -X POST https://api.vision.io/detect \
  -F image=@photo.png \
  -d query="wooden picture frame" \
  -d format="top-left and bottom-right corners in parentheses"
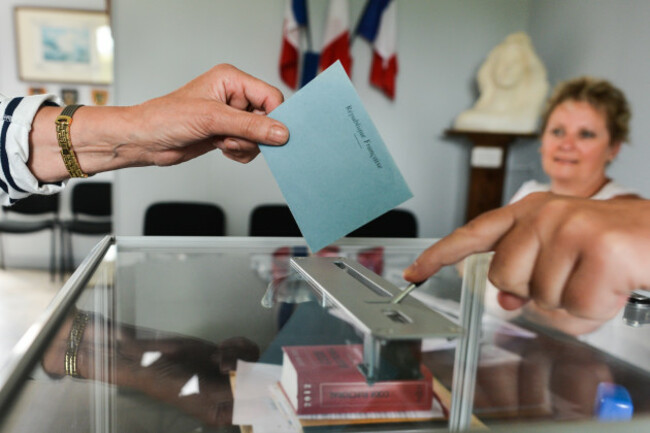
top-left (14, 7), bottom-right (113, 84)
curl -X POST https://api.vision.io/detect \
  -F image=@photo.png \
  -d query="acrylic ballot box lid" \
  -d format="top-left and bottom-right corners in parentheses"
top-left (0, 236), bottom-right (648, 432)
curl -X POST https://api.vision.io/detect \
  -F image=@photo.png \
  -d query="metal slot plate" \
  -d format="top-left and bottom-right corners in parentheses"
top-left (290, 257), bottom-right (462, 340)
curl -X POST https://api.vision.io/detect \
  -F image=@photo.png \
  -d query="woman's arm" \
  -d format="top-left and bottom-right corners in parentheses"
top-left (1, 64), bottom-right (288, 204)
top-left (28, 64), bottom-right (288, 183)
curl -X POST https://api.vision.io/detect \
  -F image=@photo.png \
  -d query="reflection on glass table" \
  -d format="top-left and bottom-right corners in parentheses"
top-left (0, 236), bottom-right (648, 433)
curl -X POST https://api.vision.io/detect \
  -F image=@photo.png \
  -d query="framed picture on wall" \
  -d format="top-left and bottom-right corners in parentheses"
top-left (14, 7), bottom-right (113, 84)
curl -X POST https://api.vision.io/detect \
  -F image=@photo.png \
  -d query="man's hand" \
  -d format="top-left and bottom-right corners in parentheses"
top-left (404, 193), bottom-right (650, 320)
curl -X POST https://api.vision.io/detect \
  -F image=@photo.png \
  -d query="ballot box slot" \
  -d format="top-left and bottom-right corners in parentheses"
top-left (334, 260), bottom-right (391, 297)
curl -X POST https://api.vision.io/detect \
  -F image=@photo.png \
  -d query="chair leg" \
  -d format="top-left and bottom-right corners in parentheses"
top-left (49, 228), bottom-right (56, 281)
top-left (0, 234), bottom-right (4, 270)
top-left (60, 227), bottom-right (66, 280)
top-left (67, 232), bottom-right (74, 275)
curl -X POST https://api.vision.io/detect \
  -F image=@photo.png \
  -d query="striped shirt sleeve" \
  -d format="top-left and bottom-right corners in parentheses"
top-left (0, 93), bottom-right (66, 206)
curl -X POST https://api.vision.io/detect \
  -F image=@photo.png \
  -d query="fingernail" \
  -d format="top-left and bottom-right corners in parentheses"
top-left (269, 124), bottom-right (289, 145)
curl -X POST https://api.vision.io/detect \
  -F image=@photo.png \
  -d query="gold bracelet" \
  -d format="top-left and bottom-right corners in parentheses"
top-left (64, 310), bottom-right (89, 377)
top-left (55, 104), bottom-right (88, 178)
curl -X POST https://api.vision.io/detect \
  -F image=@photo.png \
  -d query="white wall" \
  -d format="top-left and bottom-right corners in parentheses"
top-left (112, 0), bottom-right (532, 238)
top-left (527, 0), bottom-right (650, 197)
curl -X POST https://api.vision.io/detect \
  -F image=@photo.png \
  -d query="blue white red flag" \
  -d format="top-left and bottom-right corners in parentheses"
top-left (356, 0), bottom-right (398, 99)
top-left (319, 0), bottom-right (352, 77)
top-left (279, 0), bottom-right (309, 89)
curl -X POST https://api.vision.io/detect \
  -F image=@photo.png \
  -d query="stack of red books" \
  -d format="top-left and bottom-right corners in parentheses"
top-left (279, 344), bottom-right (435, 416)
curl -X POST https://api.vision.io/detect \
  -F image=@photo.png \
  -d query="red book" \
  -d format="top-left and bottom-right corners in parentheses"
top-left (279, 344), bottom-right (434, 415)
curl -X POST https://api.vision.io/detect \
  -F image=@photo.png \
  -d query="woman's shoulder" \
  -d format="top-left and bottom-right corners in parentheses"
top-left (509, 180), bottom-right (550, 203)
top-left (594, 180), bottom-right (640, 200)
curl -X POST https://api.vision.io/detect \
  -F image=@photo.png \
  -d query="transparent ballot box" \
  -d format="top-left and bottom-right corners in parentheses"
top-left (0, 236), bottom-right (648, 432)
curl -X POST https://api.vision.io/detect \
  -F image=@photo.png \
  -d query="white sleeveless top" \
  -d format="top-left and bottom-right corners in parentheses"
top-left (509, 179), bottom-right (637, 204)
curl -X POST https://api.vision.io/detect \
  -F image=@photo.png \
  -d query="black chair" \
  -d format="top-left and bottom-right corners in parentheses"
top-left (144, 202), bottom-right (225, 236)
top-left (0, 194), bottom-right (60, 280)
top-left (248, 204), bottom-right (302, 237)
top-left (60, 182), bottom-right (112, 275)
top-left (347, 209), bottom-right (418, 238)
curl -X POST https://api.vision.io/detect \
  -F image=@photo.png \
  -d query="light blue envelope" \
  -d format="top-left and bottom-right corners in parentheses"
top-left (261, 61), bottom-right (413, 252)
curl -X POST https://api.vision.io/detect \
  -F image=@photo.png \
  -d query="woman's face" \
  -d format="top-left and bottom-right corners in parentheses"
top-left (540, 100), bottom-right (620, 189)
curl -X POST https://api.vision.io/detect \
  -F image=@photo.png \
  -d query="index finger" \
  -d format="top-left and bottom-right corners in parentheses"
top-left (242, 78), bottom-right (285, 114)
top-left (221, 66), bottom-right (285, 114)
top-left (403, 204), bottom-right (519, 283)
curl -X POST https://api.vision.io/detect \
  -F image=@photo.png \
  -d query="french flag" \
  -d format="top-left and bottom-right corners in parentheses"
top-left (319, 0), bottom-right (352, 77)
top-left (279, 0), bottom-right (308, 89)
top-left (357, 0), bottom-right (398, 99)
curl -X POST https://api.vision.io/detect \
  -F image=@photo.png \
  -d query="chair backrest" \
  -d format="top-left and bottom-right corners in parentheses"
top-left (347, 209), bottom-right (418, 238)
top-left (71, 182), bottom-right (112, 217)
top-left (3, 193), bottom-right (60, 216)
top-left (249, 204), bottom-right (302, 237)
top-left (144, 202), bottom-right (225, 236)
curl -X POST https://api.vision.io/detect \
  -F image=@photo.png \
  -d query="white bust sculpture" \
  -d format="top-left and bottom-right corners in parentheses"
top-left (453, 32), bottom-right (549, 133)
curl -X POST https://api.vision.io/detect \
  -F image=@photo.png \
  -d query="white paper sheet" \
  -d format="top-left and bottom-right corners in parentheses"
top-left (232, 360), bottom-right (302, 433)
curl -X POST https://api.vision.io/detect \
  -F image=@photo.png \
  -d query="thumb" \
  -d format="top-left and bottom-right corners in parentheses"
top-left (497, 291), bottom-right (529, 310)
top-left (221, 108), bottom-right (289, 146)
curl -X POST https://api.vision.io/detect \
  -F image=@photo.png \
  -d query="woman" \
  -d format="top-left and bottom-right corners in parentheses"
top-left (511, 76), bottom-right (639, 202)
top-left (503, 77), bottom-right (639, 334)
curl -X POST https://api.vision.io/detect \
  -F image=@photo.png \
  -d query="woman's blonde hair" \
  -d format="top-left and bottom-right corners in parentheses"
top-left (541, 77), bottom-right (631, 144)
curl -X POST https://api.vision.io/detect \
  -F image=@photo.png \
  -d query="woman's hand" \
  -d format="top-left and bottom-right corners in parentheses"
top-left (42, 312), bottom-right (260, 427)
top-left (29, 64), bottom-right (289, 182)
top-left (127, 63), bottom-right (289, 165)
top-left (404, 193), bottom-right (650, 321)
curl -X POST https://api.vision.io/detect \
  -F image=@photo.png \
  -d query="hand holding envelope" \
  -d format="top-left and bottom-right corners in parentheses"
top-left (261, 62), bottom-right (412, 252)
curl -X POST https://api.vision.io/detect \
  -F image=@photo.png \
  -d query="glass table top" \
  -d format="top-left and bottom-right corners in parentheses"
top-left (0, 236), bottom-right (648, 432)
